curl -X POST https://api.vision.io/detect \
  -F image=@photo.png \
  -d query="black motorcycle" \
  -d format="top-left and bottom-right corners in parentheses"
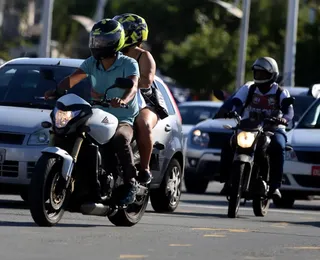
top-left (223, 97), bottom-right (294, 218)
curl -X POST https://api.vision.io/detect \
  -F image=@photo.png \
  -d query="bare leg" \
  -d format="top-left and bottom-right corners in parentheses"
top-left (135, 108), bottom-right (158, 183)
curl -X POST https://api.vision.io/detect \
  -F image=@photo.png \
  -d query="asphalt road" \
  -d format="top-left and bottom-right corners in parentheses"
top-left (0, 183), bottom-right (319, 260)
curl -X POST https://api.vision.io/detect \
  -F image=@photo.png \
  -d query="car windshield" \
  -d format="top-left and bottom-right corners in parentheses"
top-left (291, 95), bottom-right (315, 122)
top-left (296, 99), bottom-right (320, 129)
top-left (178, 105), bottom-right (219, 125)
top-left (0, 64), bottom-right (91, 109)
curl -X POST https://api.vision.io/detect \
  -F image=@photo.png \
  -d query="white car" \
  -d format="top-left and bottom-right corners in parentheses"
top-left (178, 101), bottom-right (223, 137)
top-left (280, 97), bottom-right (320, 208)
top-left (0, 57), bottom-right (185, 213)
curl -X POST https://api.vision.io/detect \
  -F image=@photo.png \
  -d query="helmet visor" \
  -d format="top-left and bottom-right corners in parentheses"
top-left (253, 67), bottom-right (272, 81)
top-left (89, 34), bottom-right (119, 49)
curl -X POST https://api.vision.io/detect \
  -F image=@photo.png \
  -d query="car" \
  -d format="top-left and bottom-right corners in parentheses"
top-left (178, 101), bottom-right (223, 138)
top-left (279, 97), bottom-right (320, 208)
top-left (0, 57), bottom-right (185, 213)
top-left (183, 85), bottom-right (317, 194)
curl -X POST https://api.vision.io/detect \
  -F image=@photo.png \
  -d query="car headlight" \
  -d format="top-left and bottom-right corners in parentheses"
top-left (54, 108), bottom-right (81, 128)
top-left (191, 129), bottom-right (210, 147)
top-left (28, 130), bottom-right (50, 145)
top-left (236, 131), bottom-right (257, 148)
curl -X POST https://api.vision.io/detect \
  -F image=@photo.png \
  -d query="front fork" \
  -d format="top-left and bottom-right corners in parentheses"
top-left (49, 132), bottom-right (85, 189)
top-left (233, 152), bottom-right (254, 193)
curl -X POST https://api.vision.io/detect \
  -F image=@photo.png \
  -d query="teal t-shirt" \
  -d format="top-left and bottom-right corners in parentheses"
top-left (80, 52), bottom-right (140, 125)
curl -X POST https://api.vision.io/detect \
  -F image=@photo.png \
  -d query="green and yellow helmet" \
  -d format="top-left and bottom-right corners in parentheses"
top-left (112, 13), bottom-right (148, 49)
top-left (89, 18), bottom-right (125, 60)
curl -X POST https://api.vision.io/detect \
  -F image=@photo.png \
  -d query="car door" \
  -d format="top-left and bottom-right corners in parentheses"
top-left (151, 78), bottom-right (182, 183)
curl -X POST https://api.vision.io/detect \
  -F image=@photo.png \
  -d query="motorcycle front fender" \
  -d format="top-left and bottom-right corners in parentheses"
top-left (41, 147), bottom-right (74, 181)
top-left (233, 154), bottom-right (254, 164)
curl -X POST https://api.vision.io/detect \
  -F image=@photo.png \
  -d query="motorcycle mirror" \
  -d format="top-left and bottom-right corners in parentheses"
top-left (104, 78), bottom-right (134, 97)
top-left (41, 69), bottom-right (55, 81)
top-left (115, 78), bottom-right (134, 89)
top-left (213, 89), bottom-right (226, 101)
top-left (281, 97), bottom-right (295, 107)
top-left (223, 124), bottom-right (233, 130)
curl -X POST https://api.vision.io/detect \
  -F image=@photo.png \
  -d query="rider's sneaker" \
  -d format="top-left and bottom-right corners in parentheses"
top-left (119, 181), bottom-right (138, 205)
top-left (136, 170), bottom-right (152, 184)
top-left (269, 188), bottom-right (282, 200)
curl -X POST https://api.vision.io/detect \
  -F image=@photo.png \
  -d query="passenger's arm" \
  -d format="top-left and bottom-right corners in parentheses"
top-left (138, 51), bottom-right (156, 89)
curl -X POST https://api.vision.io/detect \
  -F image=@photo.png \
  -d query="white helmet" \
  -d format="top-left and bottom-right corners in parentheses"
top-left (252, 57), bottom-right (279, 84)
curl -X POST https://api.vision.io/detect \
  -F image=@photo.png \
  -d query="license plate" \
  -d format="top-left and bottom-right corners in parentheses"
top-left (0, 149), bottom-right (6, 164)
top-left (311, 166), bottom-right (320, 177)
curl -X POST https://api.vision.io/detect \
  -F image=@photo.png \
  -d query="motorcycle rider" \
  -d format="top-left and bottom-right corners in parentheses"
top-left (113, 13), bottom-right (162, 184)
top-left (219, 57), bottom-right (294, 199)
top-left (45, 19), bottom-right (140, 205)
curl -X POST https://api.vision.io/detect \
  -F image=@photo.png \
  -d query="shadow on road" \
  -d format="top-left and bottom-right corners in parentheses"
top-left (0, 199), bottom-right (29, 210)
top-left (0, 220), bottom-right (112, 228)
top-left (146, 210), bottom-right (228, 219)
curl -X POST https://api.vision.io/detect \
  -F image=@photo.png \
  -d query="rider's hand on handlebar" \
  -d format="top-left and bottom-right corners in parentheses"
top-left (44, 89), bottom-right (56, 100)
top-left (110, 97), bottom-right (126, 108)
top-left (277, 117), bottom-right (287, 125)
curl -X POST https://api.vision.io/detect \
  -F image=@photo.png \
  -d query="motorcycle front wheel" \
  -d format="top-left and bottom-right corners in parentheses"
top-left (228, 162), bottom-right (245, 218)
top-left (29, 154), bottom-right (69, 227)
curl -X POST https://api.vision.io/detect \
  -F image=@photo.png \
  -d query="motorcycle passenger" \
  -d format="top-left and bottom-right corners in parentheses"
top-left (219, 57), bottom-right (294, 199)
top-left (45, 19), bottom-right (140, 205)
top-left (113, 13), bottom-right (162, 184)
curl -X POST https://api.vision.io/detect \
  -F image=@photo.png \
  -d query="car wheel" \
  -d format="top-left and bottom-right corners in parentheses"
top-left (184, 176), bottom-right (209, 194)
top-left (272, 192), bottom-right (295, 208)
top-left (150, 159), bottom-right (182, 213)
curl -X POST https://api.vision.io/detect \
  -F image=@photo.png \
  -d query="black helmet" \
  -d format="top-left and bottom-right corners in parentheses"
top-left (89, 19), bottom-right (125, 60)
top-left (252, 57), bottom-right (279, 85)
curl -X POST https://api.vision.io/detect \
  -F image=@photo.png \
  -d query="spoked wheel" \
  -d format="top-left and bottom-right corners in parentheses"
top-left (29, 154), bottom-right (69, 227)
top-left (228, 162), bottom-right (245, 218)
top-left (108, 185), bottom-right (150, 227)
top-left (253, 197), bottom-right (270, 217)
top-left (150, 159), bottom-right (182, 213)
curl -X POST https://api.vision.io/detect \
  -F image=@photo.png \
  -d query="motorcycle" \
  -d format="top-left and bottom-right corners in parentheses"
top-left (223, 97), bottom-right (294, 218)
top-left (29, 73), bottom-right (158, 227)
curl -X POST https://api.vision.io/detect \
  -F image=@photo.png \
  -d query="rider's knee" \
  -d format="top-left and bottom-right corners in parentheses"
top-left (136, 116), bottom-right (153, 136)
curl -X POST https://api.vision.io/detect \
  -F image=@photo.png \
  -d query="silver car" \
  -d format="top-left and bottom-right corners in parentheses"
top-left (0, 57), bottom-right (184, 213)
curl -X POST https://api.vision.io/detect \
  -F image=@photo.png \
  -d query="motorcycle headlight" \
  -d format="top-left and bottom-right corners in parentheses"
top-left (191, 129), bottom-right (210, 147)
top-left (54, 108), bottom-right (81, 128)
top-left (28, 130), bottom-right (50, 145)
top-left (237, 131), bottom-right (257, 148)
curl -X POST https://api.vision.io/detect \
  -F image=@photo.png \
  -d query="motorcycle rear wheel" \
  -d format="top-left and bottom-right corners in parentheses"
top-left (228, 162), bottom-right (245, 218)
top-left (29, 154), bottom-right (69, 227)
top-left (108, 186), bottom-right (150, 227)
top-left (253, 197), bottom-right (270, 217)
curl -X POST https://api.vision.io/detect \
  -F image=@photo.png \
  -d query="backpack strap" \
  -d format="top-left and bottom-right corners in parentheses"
top-left (275, 85), bottom-right (283, 107)
top-left (243, 83), bottom-right (257, 109)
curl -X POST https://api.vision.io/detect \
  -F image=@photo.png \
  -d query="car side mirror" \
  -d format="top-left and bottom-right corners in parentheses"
top-left (281, 97), bottom-right (295, 107)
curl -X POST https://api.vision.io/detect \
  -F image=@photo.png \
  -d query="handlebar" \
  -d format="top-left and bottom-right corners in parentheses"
top-left (264, 117), bottom-right (288, 127)
top-left (90, 98), bottom-right (129, 109)
top-left (226, 112), bottom-right (288, 127)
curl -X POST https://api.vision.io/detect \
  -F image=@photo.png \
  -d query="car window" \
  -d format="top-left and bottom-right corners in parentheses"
top-left (154, 79), bottom-right (175, 115)
top-left (178, 105), bottom-right (219, 125)
top-left (297, 99), bottom-right (320, 129)
top-left (0, 64), bottom-right (91, 109)
top-left (291, 95), bottom-right (315, 122)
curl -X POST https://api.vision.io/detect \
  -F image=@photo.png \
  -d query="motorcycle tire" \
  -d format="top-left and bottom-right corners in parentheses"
top-left (252, 197), bottom-right (270, 217)
top-left (29, 154), bottom-right (68, 227)
top-left (228, 162), bottom-right (245, 218)
top-left (108, 187), bottom-right (150, 227)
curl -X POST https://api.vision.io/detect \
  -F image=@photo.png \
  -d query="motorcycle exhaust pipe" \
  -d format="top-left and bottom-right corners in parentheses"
top-left (80, 203), bottom-right (111, 216)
